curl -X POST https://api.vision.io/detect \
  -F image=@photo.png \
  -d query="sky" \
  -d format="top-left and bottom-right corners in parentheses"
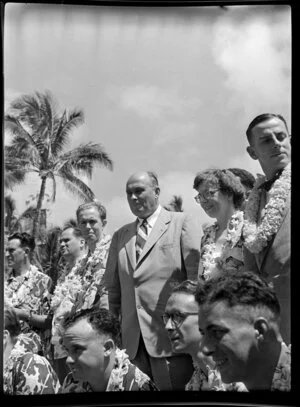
top-left (4, 3), bottom-right (291, 235)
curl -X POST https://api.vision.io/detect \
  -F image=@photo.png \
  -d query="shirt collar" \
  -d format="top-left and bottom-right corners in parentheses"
top-left (271, 342), bottom-right (291, 391)
top-left (137, 205), bottom-right (162, 230)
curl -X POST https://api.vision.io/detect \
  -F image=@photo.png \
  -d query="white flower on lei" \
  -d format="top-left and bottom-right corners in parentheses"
top-left (106, 348), bottom-right (130, 391)
top-left (200, 211), bottom-right (244, 280)
top-left (243, 163), bottom-right (291, 253)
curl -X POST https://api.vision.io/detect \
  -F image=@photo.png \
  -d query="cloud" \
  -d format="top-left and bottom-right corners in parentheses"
top-left (153, 122), bottom-right (197, 147)
top-left (158, 170), bottom-right (210, 232)
top-left (112, 84), bottom-right (201, 119)
top-left (212, 8), bottom-right (291, 125)
top-left (102, 196), bottom-right (133, 235)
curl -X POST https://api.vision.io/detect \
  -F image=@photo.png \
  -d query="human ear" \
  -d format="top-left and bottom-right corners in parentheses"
top-left (155, 187), bottom-right (160, 198)
top-left (246, 145), bottom-right (258, 160)
top-left (102, 219), bottom-right (107, 228)
top-left (3, 329), bottom-right (9, 347)
top-left (103, 339), bottom-right (115, 356)
top-left (253, 317), bottom-right (269, 340)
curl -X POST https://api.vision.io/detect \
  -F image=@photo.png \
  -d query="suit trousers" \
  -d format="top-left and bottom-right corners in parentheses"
top-left (131, 335), bottom-right (194, 390)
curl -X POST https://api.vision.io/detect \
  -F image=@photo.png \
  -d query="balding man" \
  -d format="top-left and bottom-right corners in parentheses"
top-left (103, 171), bottom-right (201, 390)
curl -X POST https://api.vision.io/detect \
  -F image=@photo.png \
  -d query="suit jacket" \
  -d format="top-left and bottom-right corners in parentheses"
top-left (103, 208), bottom-right (201, 359)
top-left (244, 192), bottom-right (291, 344)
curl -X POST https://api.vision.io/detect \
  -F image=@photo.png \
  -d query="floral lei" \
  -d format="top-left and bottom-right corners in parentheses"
top-left (200, 211), bottom-right (244, 280)
top-left (106, 348), bottom-right (131, 391)
top-left (51, 234), bottom-right (111, 313)
top-left (243, 163), bottom-right (291, 254)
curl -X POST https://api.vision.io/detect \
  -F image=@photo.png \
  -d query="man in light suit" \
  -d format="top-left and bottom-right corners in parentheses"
top-left (103, 171), bottom-right (201, 390)
top-left (243, 113), bottom-right (291, 344)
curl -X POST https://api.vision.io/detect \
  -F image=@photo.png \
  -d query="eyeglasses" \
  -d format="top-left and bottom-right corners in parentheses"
top-left (162, 311), bottom-right (199, 328)
top-left (194, 189), bottom-right (219, 204)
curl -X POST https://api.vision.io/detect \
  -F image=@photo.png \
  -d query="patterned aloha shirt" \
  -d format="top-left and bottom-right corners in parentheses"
top-left (5, 265), bottom-right (52, 356)
top-left (61, 348), bottom-right (158, 392)
top-left (185, 362), bottom-right (247, 392)
top-left (271, 342), bottom-right (291, 391)
top-left (50, 259), bottom-right (85, 360)
top-left (50, 235), bottom-right (111, 359)
top-left (3, 336), bottom-right (61, 395)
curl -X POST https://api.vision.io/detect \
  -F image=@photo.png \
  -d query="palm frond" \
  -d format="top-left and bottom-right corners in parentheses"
top-left (51, 109), bottom-right (84, 156)
top-left (56, 142), bottom-right (113, 177)
top-left (58, 170), bottom-right (95, 202)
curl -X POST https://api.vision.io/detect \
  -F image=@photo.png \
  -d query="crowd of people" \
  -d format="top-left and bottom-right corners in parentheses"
top-left (3, 113), bottom-right (291, 394)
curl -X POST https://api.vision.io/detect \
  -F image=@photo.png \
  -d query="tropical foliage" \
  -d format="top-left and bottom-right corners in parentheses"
top-left (4, 90), bottom-right (113, 239)
top-left (164, 195), bottom-right (184, 212)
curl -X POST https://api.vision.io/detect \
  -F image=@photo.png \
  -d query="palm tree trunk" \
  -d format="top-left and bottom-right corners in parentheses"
top-left (33, 176), bottom-right (47, 239)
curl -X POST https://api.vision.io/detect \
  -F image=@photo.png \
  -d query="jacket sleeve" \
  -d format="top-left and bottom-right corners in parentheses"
top-left (102, 231), bottom-right (121, 318)
top-left (180, 214), bottom-right (201, 280)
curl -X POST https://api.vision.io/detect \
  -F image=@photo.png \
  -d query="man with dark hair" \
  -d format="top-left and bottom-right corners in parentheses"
top-left (60, 307), bottom-right (157, 392)
top-left (104, 170), bottom-right (200, 390)
top-left (5, 232), bottom-right (52, 356)
top-left (195, 271), bottom-right (291, 391)
top-left (243, 113), bottom-right (291, 344)
top-left (3, 305), bottom-right (60, 394)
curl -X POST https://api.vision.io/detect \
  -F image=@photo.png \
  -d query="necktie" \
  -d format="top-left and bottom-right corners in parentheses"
top-left (258, 169), bottom-right (283, 192)
top-left (136, 219), bottom-right (148, 261)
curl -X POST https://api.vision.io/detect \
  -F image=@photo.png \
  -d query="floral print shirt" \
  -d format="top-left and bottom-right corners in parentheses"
top-left (3, 336), bottom-right (61, 395)
top-left (61, 348), bottom-right (158, 392)
top-left (199, 211), bottom-right (244, 280)
top-left (271, 342), bottom-right (291, 391)
top-left (185, 361), bottom-right (247, 392)
top-left (50, 235), bottom-right (111, 358)
top-left (5, 265), bottom-right (52, 356)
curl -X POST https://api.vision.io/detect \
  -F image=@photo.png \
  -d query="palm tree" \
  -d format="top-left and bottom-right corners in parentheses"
top-left (4, 195), bottom-right (20, 234)
top-left (164, 195), bottom-right (184, 212)
top-left (5, 90), bottom-right (113, 239)
top-left (41, 226), bottom-right (63, 292)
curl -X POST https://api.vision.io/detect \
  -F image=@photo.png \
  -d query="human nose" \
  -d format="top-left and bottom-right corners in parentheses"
top-left (165, 317), bottom-right (175, 331)
top-left (66, 354), bottom-right (75, 365)
top-left (200, 335), bottom-right (215, 357)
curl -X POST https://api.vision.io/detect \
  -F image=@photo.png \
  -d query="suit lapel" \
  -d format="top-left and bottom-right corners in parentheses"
top-left (136, 208), bottom-right (171, 266)
top-left (124, 223), bottom-right (137, 270)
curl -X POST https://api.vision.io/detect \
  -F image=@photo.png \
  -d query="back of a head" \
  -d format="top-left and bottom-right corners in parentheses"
top-left (227, 168), bottom-right (256, 192)
top-left (4, 304), bottom-right (21, 338)
top-left (195, 271), bottom-right (280, 320)
top-left (62, 307), bottom-right (121, 346)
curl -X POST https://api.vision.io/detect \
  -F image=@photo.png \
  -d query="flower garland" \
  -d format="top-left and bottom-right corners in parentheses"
top-left (106, 348), bottom-right (130, 391)
top-left (51, 234), bottom-right (111, 313)
top-left (200, 211), bottom-right (244, 280)
top-left (243, 163), bottom-right (291, 253)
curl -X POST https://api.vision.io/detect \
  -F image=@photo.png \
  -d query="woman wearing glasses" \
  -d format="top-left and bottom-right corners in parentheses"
top-left (193, 169), bottom-right (246, 280)
top-left (163, 280), bottom-right (246, 391)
